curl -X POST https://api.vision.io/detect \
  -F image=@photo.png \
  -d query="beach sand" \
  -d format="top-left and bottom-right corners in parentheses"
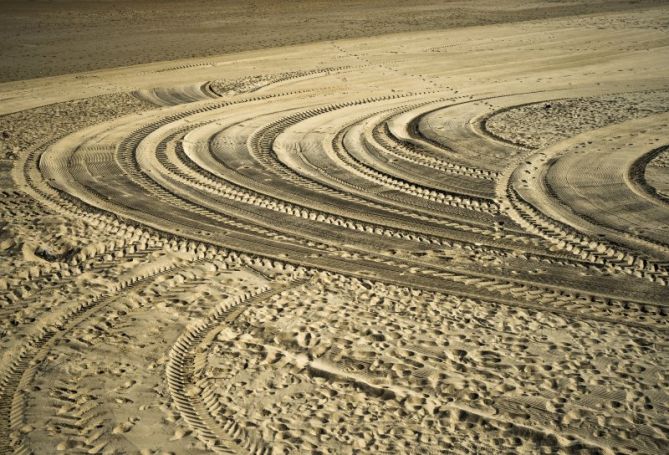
top-left (1, 1), bottom-right (668, 453)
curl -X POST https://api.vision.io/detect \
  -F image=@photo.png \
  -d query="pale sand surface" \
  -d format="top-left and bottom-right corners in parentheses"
top-left (1, 2), bottom-right (669, 454)
top-left (0, 0), bottom-right (665, 82)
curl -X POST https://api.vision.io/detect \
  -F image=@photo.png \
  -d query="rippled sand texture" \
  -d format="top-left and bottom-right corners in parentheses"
top-left (1, 4), bottom-right (669, 455)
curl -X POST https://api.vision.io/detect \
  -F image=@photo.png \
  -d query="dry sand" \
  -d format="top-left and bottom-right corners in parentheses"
top-left (1, 1), bottom-right (669, 454)
top-left (1, 0), bottom-right (665, 82)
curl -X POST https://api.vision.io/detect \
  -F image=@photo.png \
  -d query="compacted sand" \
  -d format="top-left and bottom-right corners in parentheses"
top-left (1, 1), bottom-right (669, 454)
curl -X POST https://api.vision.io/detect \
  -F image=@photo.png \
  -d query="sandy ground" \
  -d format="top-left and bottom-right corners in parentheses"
top-left (1, 1), bottom-right (669, 454)
top-left (1, 0), bottom-right (666, 82)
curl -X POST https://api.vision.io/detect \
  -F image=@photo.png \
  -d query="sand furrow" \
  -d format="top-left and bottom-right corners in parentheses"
top-left (2, 5), bottom-right (669, 452)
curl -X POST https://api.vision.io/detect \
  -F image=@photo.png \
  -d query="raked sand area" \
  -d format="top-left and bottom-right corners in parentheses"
top-left (1, 1), bottom-right (669, 454)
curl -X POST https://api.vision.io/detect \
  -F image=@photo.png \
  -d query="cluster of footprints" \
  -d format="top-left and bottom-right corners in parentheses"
top-left (2, 16), bottom-right (669, 455)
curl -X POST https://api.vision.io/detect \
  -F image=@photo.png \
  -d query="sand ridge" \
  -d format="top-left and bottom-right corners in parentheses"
top-left (1, 3), bottom-right (669, 454)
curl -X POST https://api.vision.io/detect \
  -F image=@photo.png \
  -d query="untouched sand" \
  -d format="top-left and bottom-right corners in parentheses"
top-left (1, 0), bottom-right (666, 82)
top-left (1, 2), bottom-right (669, 454)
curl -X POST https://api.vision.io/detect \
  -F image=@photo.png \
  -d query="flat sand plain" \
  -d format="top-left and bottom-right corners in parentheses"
top-left (1, 0), bottom-right (665, 82)
top-left (1, 1), bottom-right (669, 454)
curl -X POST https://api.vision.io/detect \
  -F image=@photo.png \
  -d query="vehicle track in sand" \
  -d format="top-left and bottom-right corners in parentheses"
top-left (3, 7), bottom-right (669, 454)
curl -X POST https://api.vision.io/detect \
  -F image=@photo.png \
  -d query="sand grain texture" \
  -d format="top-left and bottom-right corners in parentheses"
top-left (1, 1), bottom-right (669, 454)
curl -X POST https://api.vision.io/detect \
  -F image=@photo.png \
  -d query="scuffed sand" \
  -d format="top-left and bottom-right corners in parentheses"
top-left (1, 2), bottom-right (669, 454)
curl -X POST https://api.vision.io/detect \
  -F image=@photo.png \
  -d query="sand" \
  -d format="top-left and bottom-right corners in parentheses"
top-left (1, 0), bottom-right (665, 83)
top-left (1, 1), bottom-right (669, 454)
